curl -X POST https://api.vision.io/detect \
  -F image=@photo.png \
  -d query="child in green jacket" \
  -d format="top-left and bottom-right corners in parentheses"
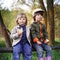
top-left (30, 8), bottom-right (52, 60)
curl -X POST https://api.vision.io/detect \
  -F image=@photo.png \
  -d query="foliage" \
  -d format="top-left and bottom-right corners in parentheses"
top-left (1, 10), bottom-right (15, 30)
top-left (0, 37), bottom-right (6, 47)
top-left (0, 53), bottom-right (12, 60)
top-left (0, 51), bottom-right (60, 60)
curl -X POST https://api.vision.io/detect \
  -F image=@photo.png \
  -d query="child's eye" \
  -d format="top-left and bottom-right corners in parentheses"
top-left (23, 18), bottom-right (26, 20)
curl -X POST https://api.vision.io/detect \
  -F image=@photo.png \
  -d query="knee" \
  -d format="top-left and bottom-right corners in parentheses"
top-left (46, 46), bottom-right (52, 52)
top-left (48, 47), bottom-right (52, 52)
top-left (24, 50), bottom-right (32, 56)
top-left (38, 49), bottom-right (43, 53)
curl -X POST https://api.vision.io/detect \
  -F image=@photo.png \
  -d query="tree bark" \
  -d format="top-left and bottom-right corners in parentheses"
top-left (0, 11), bottom-right (12, 47)
top-left (47, 0), bottom-right (55, 45)
top-left (39, 0), bottom-right (47, 28)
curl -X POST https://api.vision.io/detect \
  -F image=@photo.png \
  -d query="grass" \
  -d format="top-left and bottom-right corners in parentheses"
top-left (0, 53), bottom-right (12, 60)
top-left (0, 37), bottom-right (6, 47)
top-left (0, 51), bottom-right (60, 60)
top-left (52, 50), bottom-right (60, 60)
top-left (0, 37), bottom-right (60, 60)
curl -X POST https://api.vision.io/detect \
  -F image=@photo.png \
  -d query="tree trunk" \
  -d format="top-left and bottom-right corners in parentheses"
top-left (47, 0), bottom-right (55, 45)
top-left (0, 11), bottom-right (12, 47)
top-left (39, 0), bottom-right (47, 28)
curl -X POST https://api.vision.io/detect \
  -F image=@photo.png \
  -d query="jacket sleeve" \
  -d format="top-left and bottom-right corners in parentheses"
top-left (10, 27), bottom-right (20, 40)
top-left (43, 25), bottom-right (48, 39)
top-left (30, 24), bottom-right (39, 42)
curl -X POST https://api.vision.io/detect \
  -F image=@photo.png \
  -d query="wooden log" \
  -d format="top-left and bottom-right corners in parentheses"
top-left (0, 47), bottom-right (13, 53)
top-left (0, 45), bottom-right (60, 53)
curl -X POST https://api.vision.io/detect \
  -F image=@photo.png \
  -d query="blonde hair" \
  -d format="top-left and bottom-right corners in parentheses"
top-left (16, 13), bottom-right (27, 25)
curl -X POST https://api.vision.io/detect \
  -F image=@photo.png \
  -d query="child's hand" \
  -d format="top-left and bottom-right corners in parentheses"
top-left (17, 28), bottom-right (23, 36)
top-left (37, 40), bottom-right (42, 45)
top-left (44, 39), bottom-right (49, 44)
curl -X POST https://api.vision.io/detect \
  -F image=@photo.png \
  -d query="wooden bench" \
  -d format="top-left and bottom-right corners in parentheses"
top-left (0, 45), bottom-right (60, 53)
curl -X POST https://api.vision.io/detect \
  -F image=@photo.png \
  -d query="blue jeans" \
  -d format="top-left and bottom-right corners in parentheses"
top-left (33, 43), bottom-right (52, 59)
top-left (13, 42), bottom-right (32, 60)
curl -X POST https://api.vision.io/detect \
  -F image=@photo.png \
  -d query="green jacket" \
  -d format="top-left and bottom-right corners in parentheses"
top-left (30, 22), bottom-right (48, 41)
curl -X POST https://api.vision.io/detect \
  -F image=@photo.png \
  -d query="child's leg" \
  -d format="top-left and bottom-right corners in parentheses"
top-left (42, 43), bottom-right (52, 60)
top-left (33, 43), bottom-right (44, 60)
top-left (13, 43), bottom-right (22, 60)
top-left (23, 43), bottom-right (32, 60)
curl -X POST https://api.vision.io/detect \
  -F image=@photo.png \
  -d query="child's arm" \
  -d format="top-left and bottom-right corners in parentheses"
top-left (43, 25), bottom-right (49, 44)
top-left (36, 40), bottom-right (42, 45)
top-left (43, 25), bottom-right (48, 39)
top-left (10, 27), bottom-right (22, 40)
top-left (30, 24), bottom-right (40, 43)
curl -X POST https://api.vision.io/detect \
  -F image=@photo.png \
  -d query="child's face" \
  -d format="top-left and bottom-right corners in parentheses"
top-left (35, 13), bottom-right (43, 22)
top-left (18, 16), bottom-right (26, 26)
